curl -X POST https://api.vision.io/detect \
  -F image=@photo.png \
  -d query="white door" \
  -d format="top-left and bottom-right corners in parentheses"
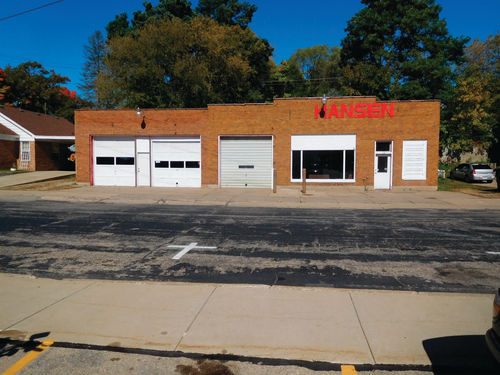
top-left (220, 136), bottom-right (273, 188)
top-left (151, 137), bottom-right (201, 187)
top-left (136, 137), bottom-right (150, 186)
top-left (374, 154), bottom-right (391, 189)
top-left (93, 137), bottom-right (135, 186)
top-left (137, 153), bottom-right (150, 186)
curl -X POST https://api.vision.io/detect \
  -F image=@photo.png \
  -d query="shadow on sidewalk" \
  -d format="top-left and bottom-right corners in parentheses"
top-left (423, 335), bottom-right (499, 374)
top-left (0, 332), bottom-right (50, 358)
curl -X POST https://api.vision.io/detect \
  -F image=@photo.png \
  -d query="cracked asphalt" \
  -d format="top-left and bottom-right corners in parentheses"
top-left (0, 200), bottom-right (499, 293)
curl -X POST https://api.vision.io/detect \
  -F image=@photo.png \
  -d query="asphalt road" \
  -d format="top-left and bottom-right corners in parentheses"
top-left (0, 200), bottom-right (499, 293)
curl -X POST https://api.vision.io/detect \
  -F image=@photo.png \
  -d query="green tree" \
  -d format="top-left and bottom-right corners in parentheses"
top-left (265, 60), bottom-right (307, 99)
top-left (288, 45), bottom-right (343, 97)
top-left (131, 0), bottom-right (194, 30)
top-left (106, 0), bottom-right (193, 39)
top-left (444, 34), bottom-right (500, 161)
top-left (443, 70), bottom-right (495, 159)
top-left (97, 16), bottom-right (273, 108)
top-left (105, 0), bottom-right (255, 39)
top-left (106, 13), bottom-right (130, 39)
top-left (196, 0), bottom-right (257, 27)
top-left (78, 30), bottom-right (107, 106)
top-left (341, 0), bottom-right (468, 101)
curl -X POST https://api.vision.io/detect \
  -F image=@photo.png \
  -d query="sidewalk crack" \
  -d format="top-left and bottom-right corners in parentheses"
top-left (2, 281), bottom-right (97, 332)
top-left (174, 285), bottom-right (218, 351)
top-left (349, 291), bottom-right (376, 364)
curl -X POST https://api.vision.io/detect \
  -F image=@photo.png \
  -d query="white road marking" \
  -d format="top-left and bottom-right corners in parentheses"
top-left (486, 251), bottom-right (500, 255)
top-left (169, 242), bottom-right (217, 260)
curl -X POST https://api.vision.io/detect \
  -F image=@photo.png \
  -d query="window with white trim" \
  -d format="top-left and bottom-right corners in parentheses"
top-left (291, 135), bottom-right (356, 182)
top-left (21, 142), bottom-right (31, 162)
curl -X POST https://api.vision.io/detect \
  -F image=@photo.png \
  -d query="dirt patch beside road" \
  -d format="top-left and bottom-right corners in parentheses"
top-left (1, 176), bottom-right (79, 191)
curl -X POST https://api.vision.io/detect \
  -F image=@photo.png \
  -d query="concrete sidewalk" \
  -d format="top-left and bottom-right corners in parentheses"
top-left (0, 171), bottom-right (75, 188)
top-left (1, 183), bottom-right (500, 210)
top-left (0, 273), bottom-right (493, 366)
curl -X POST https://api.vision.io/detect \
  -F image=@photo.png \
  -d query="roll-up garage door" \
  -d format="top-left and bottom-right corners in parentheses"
top-left (220, 136), bottom-right (273, 188)
top-left (93, 137), bottom-right (135, 186)
top-left (151, 137), bottom-right (201, 187)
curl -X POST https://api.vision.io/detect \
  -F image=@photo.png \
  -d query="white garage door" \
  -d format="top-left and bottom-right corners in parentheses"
top-left (93, 137), bottom-right (135, 186)
top-left (151, 137), bottom-right (201, 187)
top-left (220, 136), bottom-right (273, 188)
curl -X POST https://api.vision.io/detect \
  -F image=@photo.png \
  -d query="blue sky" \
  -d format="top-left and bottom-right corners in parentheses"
top-left (0, 0), bottom-right (499, 93)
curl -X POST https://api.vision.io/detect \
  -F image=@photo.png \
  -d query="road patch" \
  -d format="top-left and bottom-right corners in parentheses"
top-left (3, 340), bottom-right (54, 375)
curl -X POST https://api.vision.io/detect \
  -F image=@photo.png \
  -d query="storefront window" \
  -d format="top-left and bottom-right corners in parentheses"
top-left (292, 149), bottom-right (355, 181)
top-left (292, 150), bottom-right (301, 179)
top-left (345, 150), bottom-right (355, 179)
top-left (303, 150), bottom-right (343, 179)
top-left (291, 134), bottom-right (356, 182)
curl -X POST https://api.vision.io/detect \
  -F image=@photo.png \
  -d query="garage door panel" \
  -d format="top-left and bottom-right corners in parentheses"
top-left (94, 138), bottom-right (135, 157)
top-left (93, 137), bottom-right (135, 186)
top-left (151, 138), bottom-right (201, 187)
top-left (220, 137), bottom-right (273, 188)
top-left (93, 165), bottom-right (115, 186)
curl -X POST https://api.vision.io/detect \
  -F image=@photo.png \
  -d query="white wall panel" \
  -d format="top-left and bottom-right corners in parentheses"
top-left (291, 134), bottom-right (356, 150)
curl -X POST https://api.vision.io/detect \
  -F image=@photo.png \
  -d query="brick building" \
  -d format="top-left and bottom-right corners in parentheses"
top-left (75, 96), bottom-right (440, 190)
top-left (0, 106), bottom-right (75, 171)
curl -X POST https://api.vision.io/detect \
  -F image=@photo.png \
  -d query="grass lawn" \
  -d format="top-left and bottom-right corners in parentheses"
top-left (438, 177), bottom-right (499, 197)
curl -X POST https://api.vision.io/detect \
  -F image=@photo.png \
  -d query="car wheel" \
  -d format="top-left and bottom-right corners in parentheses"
top-left (487, 180), bottom-right (493, 183)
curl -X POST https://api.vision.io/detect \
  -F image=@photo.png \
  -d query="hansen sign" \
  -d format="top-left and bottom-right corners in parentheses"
top-left (314, 102), bottom-right (395, 119)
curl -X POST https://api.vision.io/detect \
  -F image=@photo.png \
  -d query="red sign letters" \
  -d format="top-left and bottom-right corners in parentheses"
top-left (314, 102), bottom-right (395, 119)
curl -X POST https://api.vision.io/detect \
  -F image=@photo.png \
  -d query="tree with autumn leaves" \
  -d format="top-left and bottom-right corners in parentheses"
top-left (97, 16), bottom-right (272, 108)
top-left (79, 0), bottom-right (271, 108)
top-left (0, 68), bottom-right (7, 102)
top-left (2, 0), bottom-right (493, 161)
top-left (0, 62), bottom-right (90, 121)
top-left (85, 0), bottom-right (499, 161)
top-left (443, 34), bottom-right (500, 160)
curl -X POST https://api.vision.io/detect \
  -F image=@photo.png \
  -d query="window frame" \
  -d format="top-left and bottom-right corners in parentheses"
top-left (20, 141), bottom-right (31, 162)
top-left (290, 148), bottom-right (356, 183)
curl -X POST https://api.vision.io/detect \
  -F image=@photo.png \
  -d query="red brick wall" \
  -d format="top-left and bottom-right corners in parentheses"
top-left (35, 142), bottom-right (60, 170)
top-left (0, 140), bottom-right (18, 169)
top-left (16, 141), bottom-right (36, 171)
top-left (75, 109), bottom-right (208, 183)
top-left (75, 98), bottom-right (440, 188)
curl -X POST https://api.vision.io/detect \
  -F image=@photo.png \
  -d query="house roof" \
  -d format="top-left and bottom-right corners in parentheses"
top-left (0, 106), bottom-right (74, 137)
top-left (0, 123), bottom-right (17, 136)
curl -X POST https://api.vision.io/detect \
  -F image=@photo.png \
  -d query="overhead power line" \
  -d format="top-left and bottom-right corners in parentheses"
top-left (263, 76), bottom-right (343, 86)
top-left (0, 0), bottom-right (65, 22)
